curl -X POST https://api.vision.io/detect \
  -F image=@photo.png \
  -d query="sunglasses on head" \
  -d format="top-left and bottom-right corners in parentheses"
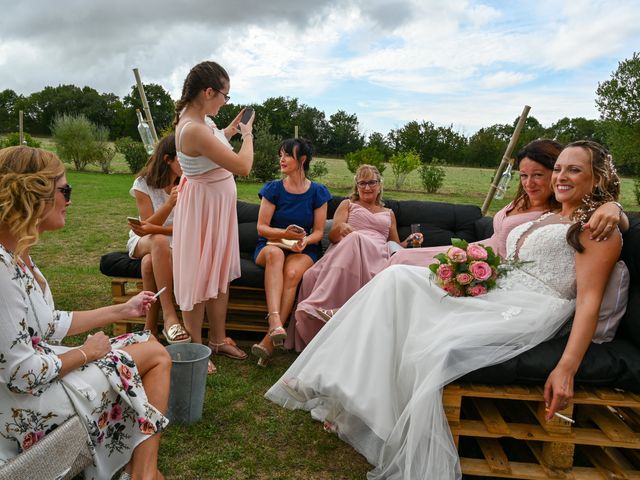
top-left (57, 184), bottom-right (72, 202)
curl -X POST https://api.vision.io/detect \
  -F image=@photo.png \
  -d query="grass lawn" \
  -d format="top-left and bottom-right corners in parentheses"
top-left (23, 139), bottom-right (638, 479)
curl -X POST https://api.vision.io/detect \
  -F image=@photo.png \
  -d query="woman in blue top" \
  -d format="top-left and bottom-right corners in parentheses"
top-left (252, 138), bottom-right (331, 366)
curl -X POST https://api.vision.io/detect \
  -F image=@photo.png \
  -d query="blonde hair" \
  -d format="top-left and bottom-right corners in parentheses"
top-left (0, 146), bottom-right (65, 257)
top-left (349, 164), bottom-right (384, 206)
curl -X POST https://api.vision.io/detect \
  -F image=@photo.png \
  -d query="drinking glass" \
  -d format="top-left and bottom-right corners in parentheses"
top-left (410, 224), bottom-right (422, 248)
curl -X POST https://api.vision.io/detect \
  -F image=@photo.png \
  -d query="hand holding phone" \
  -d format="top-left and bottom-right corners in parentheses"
top-left (127, 216), bottom-right (142, 226)
top-left (239, 107), bottom-right (254, 126)
top-left (287, 224), bottom-right (305, 234)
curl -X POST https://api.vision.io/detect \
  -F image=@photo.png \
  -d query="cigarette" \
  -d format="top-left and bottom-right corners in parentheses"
top-left (153, 287), bottom-right (166, 299)
top-left (545, 408), bottom-right (575, 423)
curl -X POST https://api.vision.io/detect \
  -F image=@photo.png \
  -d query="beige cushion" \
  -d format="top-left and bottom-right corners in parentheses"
top-left (593, 260), bottom-right (630, 344)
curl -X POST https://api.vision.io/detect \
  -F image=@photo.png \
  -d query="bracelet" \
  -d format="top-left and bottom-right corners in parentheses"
top-left (242, 133), bottom-right (253, 140)
top-left (77, 348), bottom-right (88, 366)
top-left (612, 201), bottom-right (624, 217)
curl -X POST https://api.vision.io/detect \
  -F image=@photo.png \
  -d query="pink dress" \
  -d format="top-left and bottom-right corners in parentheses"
top-left (287, 202), bottom-right (392, 352)
top-left (385, 203), bottom-right (546, 268)
top-left (172, 126), bottom-right (241, 312)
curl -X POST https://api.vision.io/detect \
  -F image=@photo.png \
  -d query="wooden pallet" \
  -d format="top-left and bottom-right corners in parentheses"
top-left (444, 383), bottom-right (640, 479)
top-left (109, 277), bottom-right (269, 336)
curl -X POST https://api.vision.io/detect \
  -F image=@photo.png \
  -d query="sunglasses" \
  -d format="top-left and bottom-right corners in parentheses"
top-left (57, 184), bottom-right (72, 202)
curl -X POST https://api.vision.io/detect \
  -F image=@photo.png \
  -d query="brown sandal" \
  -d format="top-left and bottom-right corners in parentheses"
top-left (209, 337), bottom-right (248, 360)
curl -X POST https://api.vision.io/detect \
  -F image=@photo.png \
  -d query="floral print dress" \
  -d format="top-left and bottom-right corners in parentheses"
top-left (0, 245), bottom-right (168, 479)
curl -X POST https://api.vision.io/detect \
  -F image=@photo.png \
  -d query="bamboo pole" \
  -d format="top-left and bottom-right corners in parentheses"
top-left (480, 105), bottom-right (531, 215)
top-left (19, 111), bottom-right (24, 144)
top-left (294, 125), bottom-right (299, 138)
top-left (132, 68), bottom-right (159, 143)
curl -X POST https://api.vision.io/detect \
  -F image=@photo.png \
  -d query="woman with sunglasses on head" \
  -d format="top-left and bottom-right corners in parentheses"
top-left (287, 164), bottom-right (417, 352)
top-left (0, 146), bottom-right (170, 480)
top-left (126, 133), bottom-right (191, 345)
top-left (266, 140), bottom-right (624, 479)
top-left (251, 138), bottom-right (331, 366)
top-left (172, 60), bottom-right (254, 374)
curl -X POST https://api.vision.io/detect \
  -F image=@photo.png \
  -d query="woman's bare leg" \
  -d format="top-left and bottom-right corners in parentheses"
top-left (148, 235), bottom-right (181, 330)
top-left (139, 254), bottom-right (159, 335)
top-left (120, 337), bottom-right (171, 480)
top-left (182, 303), bottom-right (205, 344)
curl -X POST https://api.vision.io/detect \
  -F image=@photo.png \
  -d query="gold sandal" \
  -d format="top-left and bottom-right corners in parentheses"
top-left (162, 323), bottom-right (191, 344)
top-left (266, 312), bottom-right (287, 347)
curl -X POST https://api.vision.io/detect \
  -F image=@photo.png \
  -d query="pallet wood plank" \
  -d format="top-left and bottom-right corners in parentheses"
top-left (472, 398), bottom-right (512, 435)
top-left (581, 405), bottom-right (640, 444)
top-left (581, 445), bottom-right (630, 479)
top-left (476, 437), bottom-right (512, 474)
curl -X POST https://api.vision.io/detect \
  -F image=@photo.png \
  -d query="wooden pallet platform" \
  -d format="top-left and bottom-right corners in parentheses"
top-left (109, 277), bottom-right (268, 336)
top-left (444, 383), bottom-right (640, 479)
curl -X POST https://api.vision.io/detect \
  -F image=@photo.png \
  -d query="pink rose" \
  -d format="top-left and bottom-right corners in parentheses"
top-left (22, 431), bottom-right (42, 450)
top-left (446, 247), bottom-right (467, 263)
top-left (469, 261), bottom-right (492, 281)
top-left (456, 273), bottom-right (473, 285)
top-left (31, 336), bottom-right (41, 348)
top-left (138, 418), bottom-right (156, 435)
top-left (109, 404), bottom-right (123, 422)
top-left (467, 284), bottom-right (488, 297)
top-left (443, 283), bottom-right (463, 297)
top-left (119, 364), bottom-right (133, 381)
top-left (437, 264), bottom-right (454, 282)
top-left (467, 245), bottom-right (488, 260)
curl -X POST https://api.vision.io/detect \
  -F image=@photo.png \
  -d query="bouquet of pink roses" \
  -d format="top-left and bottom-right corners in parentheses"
top-left (428, 238), bottom-right (501, 297)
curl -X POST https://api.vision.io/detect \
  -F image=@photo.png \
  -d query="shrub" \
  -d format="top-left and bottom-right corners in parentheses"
top-left (91, 125), bottom-right (116, 174)
top-left (389, 150), bottom-right (422, 190)
top-left (115, 137), bottom-right (149, 174)
top-left (419, 158), bottom-right (447, 193)
top-left (250, 118), bottom-right (281, 182)
top-left (51, 114), bottom-right (102, 171)
top-left (344, 146), bottom-right (386, 175)
top-left (0, 132), bottom-right (41, 148)
top-left (308, 159), bottom-right (329, 181)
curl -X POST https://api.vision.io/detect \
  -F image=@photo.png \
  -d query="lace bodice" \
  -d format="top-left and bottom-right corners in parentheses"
top-left (502, 214), bottom-right (576, 300)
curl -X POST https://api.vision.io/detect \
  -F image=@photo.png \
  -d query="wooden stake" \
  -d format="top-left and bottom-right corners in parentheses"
top-left (294, 125), bottom-right (299, 138)
top-left (132, 68), bottom-right (159, 143)
top-left (19, 110), bottom-right (24, 145)
top-left (481, 105), bottom-right (531, 215)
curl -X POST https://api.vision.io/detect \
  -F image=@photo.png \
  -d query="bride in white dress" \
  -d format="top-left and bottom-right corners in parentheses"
top-left (265, 140), bottom-right (623, 479)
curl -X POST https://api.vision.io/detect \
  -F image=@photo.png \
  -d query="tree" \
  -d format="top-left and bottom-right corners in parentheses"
top-left (326, 110), bottom-right (364, 156)
top-left (547, 117), bottom-right (606, 145)
top-left (123, 83), bottom-right (175, 139)
top-left (367, 131), bottom-right (392, 159)
top-left (250, 117), bottom-right (281, 182)
top-left (295, 105), bottom-right (329, 154)
top-left (465, 126), bottom-right (507, 167)
top-left (596, 52), bottom-right (640, 123)
top-left (388, 121), bottom-right (466, 165)
top-left (344, 146), bottom-right (386, 174)
top-left (52, 114), bottom-right (106, 171)
top-left (389, 150), bottom-right (422, 189)
top-left (256, 96), bottom-right (299, 141)
top-left (0, 89), bottom-right (21, 133)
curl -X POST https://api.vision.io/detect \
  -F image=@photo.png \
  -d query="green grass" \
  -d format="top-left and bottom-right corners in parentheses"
top-left (23, 144), bottom-right (638, 479)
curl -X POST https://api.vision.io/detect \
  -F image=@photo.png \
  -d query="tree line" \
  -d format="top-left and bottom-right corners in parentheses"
top-left (1, 52), bottom-right (638, 176)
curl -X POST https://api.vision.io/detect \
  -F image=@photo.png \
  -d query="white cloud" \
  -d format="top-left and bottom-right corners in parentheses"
top-left (480, 71), bottom-right (535, 89)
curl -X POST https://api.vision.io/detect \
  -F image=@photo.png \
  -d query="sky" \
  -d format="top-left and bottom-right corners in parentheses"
top-left (1, 0), bottom-right (639, 137)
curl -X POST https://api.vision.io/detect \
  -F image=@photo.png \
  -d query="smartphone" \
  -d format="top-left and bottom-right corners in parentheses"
top-left (289, 224), bottom-right (305, 234)
top-left (240, 107), bottom-right (254, 125)
top-left (127, 216), bottom-right (142, 226)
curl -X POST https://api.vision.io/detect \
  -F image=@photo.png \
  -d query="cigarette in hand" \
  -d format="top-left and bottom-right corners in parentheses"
top-left (153, 287), bottom-right (166, 299)
top-left (545, 408), bottom-right (575, 423)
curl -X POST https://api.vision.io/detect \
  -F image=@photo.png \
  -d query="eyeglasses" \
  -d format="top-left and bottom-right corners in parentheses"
top-left (57, 184), bottom-right (72, 202)
top-left (356, 180), bottom-right (379, 188)
top-left (211, 88), bottom-right (230, 104)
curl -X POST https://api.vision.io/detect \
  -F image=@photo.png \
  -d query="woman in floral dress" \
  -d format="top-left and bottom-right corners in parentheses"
top-left (0, 146), bottom-right (171, 479)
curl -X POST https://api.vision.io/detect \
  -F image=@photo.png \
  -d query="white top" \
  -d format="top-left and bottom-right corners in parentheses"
top-left (177, 119), bottom-right (233, 177)
top-left (129, 176), bottom-right (174, 227)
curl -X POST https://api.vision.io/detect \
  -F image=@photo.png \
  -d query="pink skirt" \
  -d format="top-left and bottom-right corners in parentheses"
top-left (172, 168), bottom-right (241, 311)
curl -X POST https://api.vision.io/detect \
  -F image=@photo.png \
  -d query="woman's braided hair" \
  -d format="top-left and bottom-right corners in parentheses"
top-left (565, 140), bottom-right (620, 252)
top-left (0, 146), bottom-right (65, 257)
top-left (173, 61), bottom-right (229, 127)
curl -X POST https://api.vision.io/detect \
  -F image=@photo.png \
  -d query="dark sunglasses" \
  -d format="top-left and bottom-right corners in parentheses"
top-left (57, 184), bottom-right (72, 202)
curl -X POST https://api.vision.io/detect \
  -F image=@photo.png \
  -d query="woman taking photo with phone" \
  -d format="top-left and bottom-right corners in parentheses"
top-left (251, 138), bottom-right (331, 367)
top-left (173, 60), bottom-right (254, 374)
top-left (127, 133), bottom-right (191, 344)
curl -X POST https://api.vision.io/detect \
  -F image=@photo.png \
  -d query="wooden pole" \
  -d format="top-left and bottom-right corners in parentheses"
top-left (294, 125), bottom-right (299, 138)
top-left (19, 111), bottom-right (24, 144)
top-left (132, 68), bottom-right (159, 143)
top-left (480, 105), bottom-right (531, 215)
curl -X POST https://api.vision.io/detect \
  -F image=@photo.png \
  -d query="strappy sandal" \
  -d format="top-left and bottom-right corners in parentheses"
top-left (208, 337), bottom-right (247, 360)
top-left (316, 307), bottom-right (337, 322)
top-left (162, 323), bottom-right (191, 344)
top-left (251, 343), bottom-right (272, 368)
top-left (266, 312), bottom-right (287, 347)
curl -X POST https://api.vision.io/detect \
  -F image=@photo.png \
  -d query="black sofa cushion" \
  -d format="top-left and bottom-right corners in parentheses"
top-left (100, 251), bottom-right (141, 278)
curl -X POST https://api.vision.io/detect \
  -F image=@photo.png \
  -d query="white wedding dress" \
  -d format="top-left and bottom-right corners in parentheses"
top-left (265, 214), bottom-right (578, 479)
